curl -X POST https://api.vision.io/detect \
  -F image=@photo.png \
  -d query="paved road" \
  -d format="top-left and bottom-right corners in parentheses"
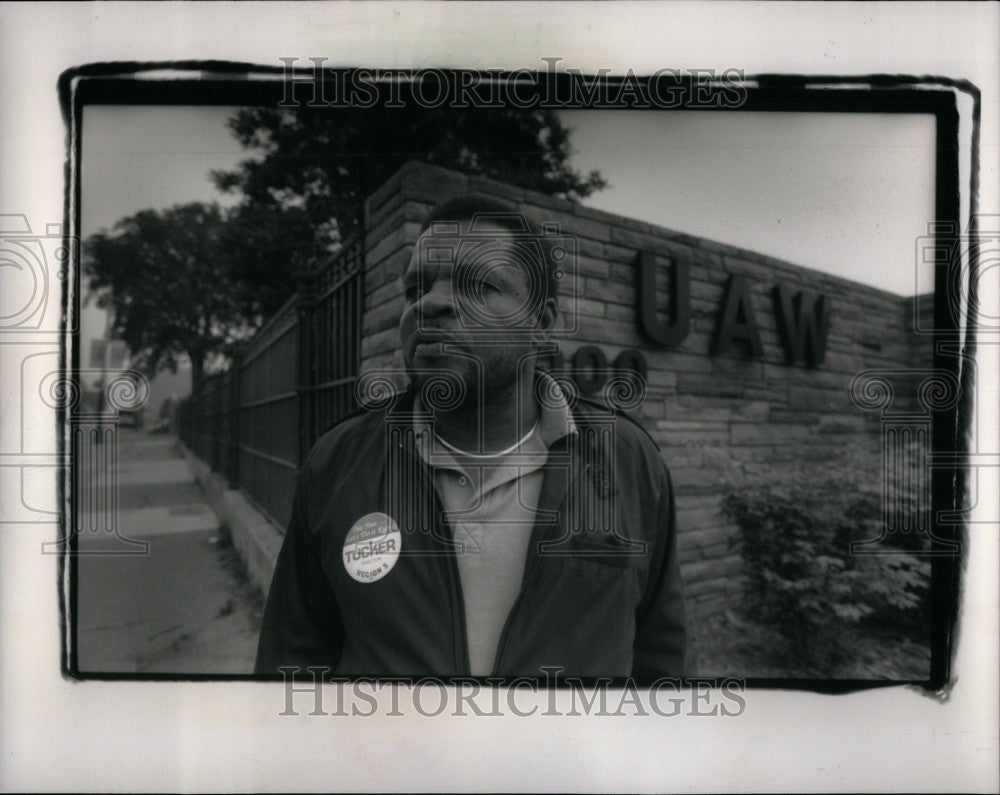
top-left (75, 429), bottom-right (263, 674)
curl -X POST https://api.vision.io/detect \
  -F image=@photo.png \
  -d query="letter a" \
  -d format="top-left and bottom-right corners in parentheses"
top-left (712, 274), bottom-right (763, 358)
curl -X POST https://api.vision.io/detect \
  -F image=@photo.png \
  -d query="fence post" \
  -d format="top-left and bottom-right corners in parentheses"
top-left (177, 399), bottom-right (186, 446)
top-left (227, 347), bottom-right (243, 489)
top-left (296, 268), bottom-right (316, 465)
top-left (211, 377), bottom-right (222, 472)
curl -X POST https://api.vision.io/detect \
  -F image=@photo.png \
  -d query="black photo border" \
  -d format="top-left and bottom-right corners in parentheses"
top-left (56, 62), bottom-right (979, 694)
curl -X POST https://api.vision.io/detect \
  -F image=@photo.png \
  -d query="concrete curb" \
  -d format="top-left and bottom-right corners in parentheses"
top-left (176, 442), bottom-right (282, 599)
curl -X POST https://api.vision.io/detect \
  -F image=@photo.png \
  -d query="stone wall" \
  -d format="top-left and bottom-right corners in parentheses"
top-left (359, 161), bottom-right (932, 621)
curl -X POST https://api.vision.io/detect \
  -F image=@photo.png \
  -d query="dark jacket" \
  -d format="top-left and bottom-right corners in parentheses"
top-left (255, 389), bottom-right (689, 681)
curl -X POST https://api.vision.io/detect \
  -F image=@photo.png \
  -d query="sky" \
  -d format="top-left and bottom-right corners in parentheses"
top-left (81, 105), bottom-right (937, 297)
top-left (565, 109), bottom-right (936, 296)
top-left (81, 106), bottom-right (246, 238)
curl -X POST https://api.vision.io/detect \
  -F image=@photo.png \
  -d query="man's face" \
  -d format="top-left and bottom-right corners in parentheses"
top-left (399, 220), bottom-right (553, 403)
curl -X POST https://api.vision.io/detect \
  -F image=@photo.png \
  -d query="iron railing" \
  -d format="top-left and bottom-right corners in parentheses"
top-left (178, 234), bottom-right (365, 529)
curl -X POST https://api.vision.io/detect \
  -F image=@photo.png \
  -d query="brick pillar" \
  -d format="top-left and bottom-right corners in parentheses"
top-left (359, 162), bottom-right (473, 385)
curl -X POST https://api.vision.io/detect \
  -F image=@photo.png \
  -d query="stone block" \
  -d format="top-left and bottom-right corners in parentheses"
top-left (605, 303), bottom-right (636, 323)
top-left (467, 175), bottom-right (527, 203)
top-left (675, 493), bottom-right (725, 512)
top-left (584, 277), bottom-right (634, 306)
top-left (367, 200), bottom-right (427, 247)
top-left (572, 297), bottom-right (606, 318)
top-left (523, 205), bottom-right (611, 243)
top-left (521, 192), bottom-right (576, 215)
top-left (365, 247), bottom-right (410, 291)
top-left (661, 426), bottom-right (730, 446)
top-left (399, 162), bottom-right (469, 204)
top-left (578, 254), bottom-right (610, 279)
top-left (609, 261), bottom-right (637, 285)
top-left (364, 168), bottom-right (404, 220)
top-left (684, 554), bottom-right (743, 582)
top-left (609, 225), bottom-right (696, 260)
top-left (675, 506), bottom-right (726, 532)
top-left (688, 277), bottom-right (725, 302)
top-left (786, 385), bottom-right (848, 412)
top-left (670, 466), bottom-right (728, 494)
top-left (710, 356), bottom-right (765, 382)
top-left (573, 316), bottom-right (644, 348)
top-left (687, 525), bottom-right (737, 549)
top-left (640, 399), bottom-right (666, 421)
top-left (662, 448), bottom-right (705, 469)
top-left (360, 326), bottom-right (400, 358)
top-left (664, 395), bottom-right (771, 423)
top-left (362, 298), bottom-right (403, 336)
top-left (658, 351), bottom-right (715, 375)
top-left (602, 241), bottom-right (639, 264)
top-left (817, 414), bottom-right (866, 434)
top-left (367, 223), bottom-right (420, 271)
top-left (366, 279), bottom-right (402, 310)
top-left (645, 368), bottom-right (678, 389)
top-left (682, 572), bottom-right (739, 598)
top-left (676, 372), bottom-right (754, 398)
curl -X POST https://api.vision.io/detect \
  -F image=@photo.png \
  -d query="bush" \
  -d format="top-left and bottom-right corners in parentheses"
top-left (721, 438), bottom-right (931, 670)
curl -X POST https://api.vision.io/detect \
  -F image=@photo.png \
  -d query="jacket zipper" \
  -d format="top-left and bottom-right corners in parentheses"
top-left (489, 554), bottom-right (541, 675)
top-left (489, 434), bottom-right (579, 676)
top-left (391, 393), bottom-right (603, 678)
top-left (491, 430), bottom-right (604, 676)
top-left (399, 436), bottom-right (471, 675)
top-left (440, 511), bottom-right (472, 676)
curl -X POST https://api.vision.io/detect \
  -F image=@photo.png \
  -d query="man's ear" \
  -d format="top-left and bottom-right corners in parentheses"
top-left (536, 297), bottom-right (559, 333)
top-left (529, 298), bottom-right (558, 350)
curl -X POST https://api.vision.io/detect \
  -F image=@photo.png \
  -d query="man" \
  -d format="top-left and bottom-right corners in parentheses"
top-left (255, 194), bottom-right (688, 681)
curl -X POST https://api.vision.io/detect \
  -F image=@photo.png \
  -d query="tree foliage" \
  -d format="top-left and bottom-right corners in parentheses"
top-left (83, 203), bottom-right (251, 391)
top-left (212, 106), bottom-right (607, 310)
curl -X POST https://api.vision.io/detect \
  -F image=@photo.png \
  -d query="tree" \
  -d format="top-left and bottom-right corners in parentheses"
top-left (217, 202), bottom-right (319, 319)
top-left (212, 105), bottom-right (607, 310)
top-left (86, 106), bottom-right (606, 392)
top-left (83, 203), bottom-right (251, 392)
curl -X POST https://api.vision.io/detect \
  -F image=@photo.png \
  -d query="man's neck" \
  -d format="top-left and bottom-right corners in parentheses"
top-left (429, 372), bottom-right (539, 455)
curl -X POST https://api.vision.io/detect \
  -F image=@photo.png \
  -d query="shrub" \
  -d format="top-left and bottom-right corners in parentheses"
top-left (721, 437), bottom-right (931, 670)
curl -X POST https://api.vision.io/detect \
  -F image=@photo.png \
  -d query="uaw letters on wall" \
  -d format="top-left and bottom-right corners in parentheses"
top-left (542, 251), bottom-right (833, 396)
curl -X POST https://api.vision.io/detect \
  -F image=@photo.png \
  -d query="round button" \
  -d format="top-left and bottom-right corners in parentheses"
top-left (459, 476), bottom-right (468, 486)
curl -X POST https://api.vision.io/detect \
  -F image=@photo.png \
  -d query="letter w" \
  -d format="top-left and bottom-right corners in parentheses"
top-left (772, 284), bottom-right (830, 367)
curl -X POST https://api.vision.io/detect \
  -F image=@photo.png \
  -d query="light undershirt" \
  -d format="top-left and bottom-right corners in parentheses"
top-left (412, 373), bottom-right (576, 676)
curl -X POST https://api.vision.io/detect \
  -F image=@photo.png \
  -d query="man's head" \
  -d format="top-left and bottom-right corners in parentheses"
top-left (399, 194), bottom-right (561, 405)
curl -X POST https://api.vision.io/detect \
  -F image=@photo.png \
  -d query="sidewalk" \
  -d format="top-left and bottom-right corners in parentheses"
top-left (75, 429), bottom-right (263, 674)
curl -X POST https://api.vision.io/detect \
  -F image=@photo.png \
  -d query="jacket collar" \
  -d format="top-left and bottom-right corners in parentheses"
top-left (379, 372), bottom-right (616, 497)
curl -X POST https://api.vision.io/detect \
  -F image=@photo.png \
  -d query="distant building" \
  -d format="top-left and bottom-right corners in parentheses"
top-left (80, 297), bottom-right (192, 424)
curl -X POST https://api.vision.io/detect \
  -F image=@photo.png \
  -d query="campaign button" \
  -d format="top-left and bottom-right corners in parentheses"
top-left (342, 512), bottom-right (401, 583)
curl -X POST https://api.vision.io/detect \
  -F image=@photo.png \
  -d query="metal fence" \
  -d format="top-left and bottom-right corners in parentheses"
top-left (178, 235), bottom-right (364, 529)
